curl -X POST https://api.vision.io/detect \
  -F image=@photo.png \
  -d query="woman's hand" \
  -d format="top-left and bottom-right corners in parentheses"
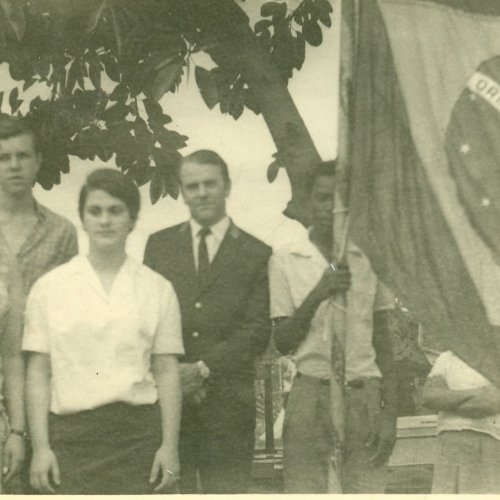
top-left (2, 433), bottom-right (25, 482)
top-left (30, 447), bottom-right (60, 493)
top-left (149, 445), bottom-right (179, 492)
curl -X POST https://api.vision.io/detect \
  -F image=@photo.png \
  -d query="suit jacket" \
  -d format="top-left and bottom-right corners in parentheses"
top-left (144, 220), bottom-right (272, 432)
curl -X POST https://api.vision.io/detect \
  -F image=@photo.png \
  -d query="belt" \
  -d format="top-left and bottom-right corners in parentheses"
top-left (295, 373), bottom-right (372, 389)
top-left (295, 372), bottom-right (330, 386)
top-left (346, 379), bottom-right (365, 389)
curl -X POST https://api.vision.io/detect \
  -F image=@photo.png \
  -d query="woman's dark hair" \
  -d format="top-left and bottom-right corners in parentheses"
top-left (79, 168), bottom-right (140, 220)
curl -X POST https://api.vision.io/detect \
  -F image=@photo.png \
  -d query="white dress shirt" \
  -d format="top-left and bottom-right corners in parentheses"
top-left (190, 216), bottom-right (231, 269)
top-left (23, 255), bottom-right (184, 415)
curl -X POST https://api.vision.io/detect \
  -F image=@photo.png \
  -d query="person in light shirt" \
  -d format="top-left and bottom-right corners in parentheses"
top-left (23, 169), bottom-right (184, 494)
top-left (423, 350), bottom-right (500, 493)
top-left (269, 161), bottom-right (397, 493)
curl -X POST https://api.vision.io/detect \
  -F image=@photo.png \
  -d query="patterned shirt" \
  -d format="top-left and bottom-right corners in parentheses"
top-left (0, 202), bottom-right (78, 296)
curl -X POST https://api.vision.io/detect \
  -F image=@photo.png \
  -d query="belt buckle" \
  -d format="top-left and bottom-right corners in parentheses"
top-left (347, 379), bottom-right (365, 389)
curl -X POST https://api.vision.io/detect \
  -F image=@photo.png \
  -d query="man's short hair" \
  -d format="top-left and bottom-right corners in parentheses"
top-left (307, 160), bottom-right (337, 193)
top-left (78, 168), bottom-right (141, 221)
top-left (0, 114), bottom-right (38, 151)
top-left (180, 150), bottom-right (230, 184)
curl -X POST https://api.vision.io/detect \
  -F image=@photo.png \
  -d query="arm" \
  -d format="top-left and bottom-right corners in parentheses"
top-left (1, 263), bottom-right (25, 482)
top-left (26, 353), bottom-right (60, 493)
top-left (273, 266), bottom-right (351, 356)
top-left (422, 374), bottom-right (475, 411)
top-left (274, 287), bottom-right (329, 356)
top-left (150, 354), bottom-right (181, 492)
top-left (369, 308), bottom-right (398, 466)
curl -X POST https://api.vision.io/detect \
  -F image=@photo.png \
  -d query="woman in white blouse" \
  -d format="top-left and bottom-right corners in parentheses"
top-left (23, 169), bottom-right (184, 494)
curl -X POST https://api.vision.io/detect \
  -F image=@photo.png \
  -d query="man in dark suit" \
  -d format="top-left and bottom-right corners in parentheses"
top-left (144, 150), bottom-right (271, 494)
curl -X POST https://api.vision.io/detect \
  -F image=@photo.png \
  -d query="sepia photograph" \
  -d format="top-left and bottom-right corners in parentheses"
top-left (0, 0), bottom-right (499, 495)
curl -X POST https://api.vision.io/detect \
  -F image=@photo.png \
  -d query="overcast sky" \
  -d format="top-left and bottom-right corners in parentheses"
top-left (6, 0), bottom-right (340, 259)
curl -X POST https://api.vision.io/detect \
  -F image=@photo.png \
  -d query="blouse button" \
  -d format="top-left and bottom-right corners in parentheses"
top-left (192, 331), bottom-right (200, 338)
top-left (195, 302), bottom-right (202, 309)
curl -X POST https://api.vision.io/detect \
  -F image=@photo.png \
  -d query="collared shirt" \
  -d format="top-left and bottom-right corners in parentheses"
top-left (269, 234), bottom-right (394, 380)
top-left (0, 202), bottom-right (78, 296)
top-left (189, 216), bottom-right (230, 269)
top-left (430, 351), bottom-right (500, 442)
top-left (22, 255), bottom-right (184, 415)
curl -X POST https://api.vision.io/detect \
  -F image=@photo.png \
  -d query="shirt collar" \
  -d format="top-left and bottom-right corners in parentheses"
top-left (190, 216), bottom-right (231, 243)
top-left (287, 228), bottom-right (319, 258)
top-left (33, 200), bottom-right (48, 223)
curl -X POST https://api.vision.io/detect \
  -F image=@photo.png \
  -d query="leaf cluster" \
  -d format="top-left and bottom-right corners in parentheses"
top-left (0, 0), bottom-right (332, 200)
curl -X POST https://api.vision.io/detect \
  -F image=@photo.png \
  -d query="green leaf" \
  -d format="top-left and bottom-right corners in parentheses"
top-left (9, 86), bottom-right (21, 113)
top-left (0, 0), bottom-right (25, 42)
top-left (109, 83), bottom-right (128, 103)
top-left (103, 102), bottom-right (129, 124)
top-left (243, 89), bottom-right (260, 114)
top-left (149, 169), bottom-right (164, 204)
top-left (143, 97), bottom-right (163, 119)
top-left (261, 2), bottom-right (287, 20)
top-left (195, 66), bottom-right (218, 109)
top-left (303, 20), bottom-right (322, 47)
top-left (87, 52), bottom-right (102, 90)
top-left (102, 54), bottom-right (120, 83)
top-left (293, 33), bottom-right (305, 70)
top-left (165, 169), bottom-right (180, 199)
top-left (146, 55), bottom-right (184, 101)
top-left (8, 53), bottom-right (31, 81)
top-left (254, 19), bottom-right (272, 34)
top-left (229, 91), bottom-right (244, 120)
top-left (22, 78), bottom-right (36, 92)
top-left (267, 160), bottom-right (280, 183)
top-left (315, 0), bottom-right (333, 27)
top-left (157, 128), bottom-right (188, 151)
top-left (66, 59), bottom-right (80, 92)
top-left (34, 59), bottom-right (50, 80)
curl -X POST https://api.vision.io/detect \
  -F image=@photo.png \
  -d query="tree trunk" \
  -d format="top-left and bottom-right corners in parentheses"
top-left (196, 0), bottom-right (322, 225)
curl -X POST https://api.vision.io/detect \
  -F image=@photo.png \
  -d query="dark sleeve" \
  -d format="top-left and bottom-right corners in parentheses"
top-left (201, 250), bottom-right (272, 376)
top-left (373, 308), bottom-right (398, 416)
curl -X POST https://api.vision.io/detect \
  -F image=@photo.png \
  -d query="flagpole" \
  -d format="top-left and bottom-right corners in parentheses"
top-left (328, 0), bottom-right (358, 492)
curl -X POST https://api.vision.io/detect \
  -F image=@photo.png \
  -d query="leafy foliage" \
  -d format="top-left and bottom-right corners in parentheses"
top-left (0, 0), bottom-right (332, 201)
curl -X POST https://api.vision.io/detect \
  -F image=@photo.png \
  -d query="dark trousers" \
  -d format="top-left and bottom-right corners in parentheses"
top-left (179, 404), bottom-right (255, 494)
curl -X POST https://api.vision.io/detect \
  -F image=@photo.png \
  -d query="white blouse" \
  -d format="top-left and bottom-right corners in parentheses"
top-left (23, 255), bottom-right (184, 415)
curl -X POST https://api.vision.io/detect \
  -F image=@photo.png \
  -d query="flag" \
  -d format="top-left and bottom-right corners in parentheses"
top-left (348, 0), bottom-right (500, 386)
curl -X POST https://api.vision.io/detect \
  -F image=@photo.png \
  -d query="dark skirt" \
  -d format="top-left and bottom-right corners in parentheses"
top-left (49, 402), bottom-right (162, 495)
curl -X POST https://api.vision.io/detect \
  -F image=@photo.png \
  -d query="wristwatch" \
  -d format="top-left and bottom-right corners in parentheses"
top-left (196, 360), bottom-right (210, 379)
